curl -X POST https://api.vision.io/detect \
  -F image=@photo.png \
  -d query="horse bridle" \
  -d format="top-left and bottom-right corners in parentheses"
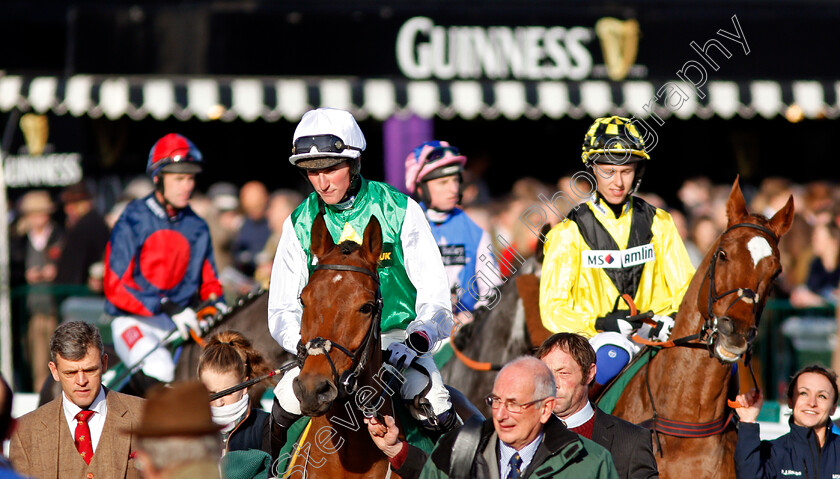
top-left (699, 222), bottom-right (780, 357)
top-left (296, 263), bottom-right (383, 399)
top-left (639, 222), bottom-right (781, 445)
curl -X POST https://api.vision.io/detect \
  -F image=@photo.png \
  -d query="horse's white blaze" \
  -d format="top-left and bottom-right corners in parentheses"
top-left (332, 273), bottom-right (342, 283)
top-left (747, 236), bottom-right (772, 267)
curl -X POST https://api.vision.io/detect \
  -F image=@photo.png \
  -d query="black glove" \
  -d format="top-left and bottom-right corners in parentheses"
top-left (159, 297), bottom-right (184, 316)
top-left (386, 332), bottom-right (431, 370)
top-left (595, 310), bottom-right (645, 335)
top-left (406, 332), bottom-right (430, 354)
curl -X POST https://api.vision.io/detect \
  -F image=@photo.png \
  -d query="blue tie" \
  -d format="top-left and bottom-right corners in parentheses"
top-left (507, 452), bottom-right (523, 479)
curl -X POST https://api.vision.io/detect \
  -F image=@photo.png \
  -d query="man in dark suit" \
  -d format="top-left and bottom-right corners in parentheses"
top-left (535, 332), bottom-right (659, 479)
top-left (10, 321), bottom-right (145, 479)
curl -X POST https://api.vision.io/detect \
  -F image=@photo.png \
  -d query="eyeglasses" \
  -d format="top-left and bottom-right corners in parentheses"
top-left (485, 394), bottom-right (549, 413)
top-left (293, 135), bottom-right (361, 155)
top-left (424, 146), bottom-right (460, 164)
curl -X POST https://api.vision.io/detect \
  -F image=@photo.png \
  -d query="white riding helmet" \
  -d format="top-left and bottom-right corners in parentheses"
top-left (289, 108), bottom-right (366, 170)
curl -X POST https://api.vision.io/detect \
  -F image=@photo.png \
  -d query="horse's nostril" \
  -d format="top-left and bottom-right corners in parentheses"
top-left (315, 380), bottom-right (336, 403)
top-left (718, 317), bottom-right (734, 336)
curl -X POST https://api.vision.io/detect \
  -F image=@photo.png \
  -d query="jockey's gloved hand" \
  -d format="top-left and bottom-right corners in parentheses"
top-left (214, 301), bottom-right (229, 315)
top-left (165, 303), bottom-right (201, 340)
top-left (638, 314), bottom-right (675, 342)
top-left (595, 310), bottom-right (644, 336)
top-left (386, 332), bottom-right (430, 370)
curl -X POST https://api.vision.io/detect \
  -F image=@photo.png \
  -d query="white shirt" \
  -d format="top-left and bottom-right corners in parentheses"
top-left (563, 400), bottom-right (595, 429)
top-left (62, 388), bottom-right (107, 452)
top-left (268, 198), bottom-right (453, 354)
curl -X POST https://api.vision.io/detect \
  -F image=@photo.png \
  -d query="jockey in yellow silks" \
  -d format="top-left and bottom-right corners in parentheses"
top-left (539, 116), bottom-right (695, 387)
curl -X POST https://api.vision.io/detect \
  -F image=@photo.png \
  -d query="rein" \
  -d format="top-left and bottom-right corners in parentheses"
top-left (296, 262), bottom-right (383, 399)
top-left (632, 222), bottom-right (778, 446)
top-left (633, 222), bottom-right (779, 354)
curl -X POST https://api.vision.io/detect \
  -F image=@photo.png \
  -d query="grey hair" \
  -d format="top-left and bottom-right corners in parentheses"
top-left (49, 321), bottom-right (104, 363)
top-left (138, 435), bottom-right (221, 471)
top-left (499, 356), bottom-right (556, 401)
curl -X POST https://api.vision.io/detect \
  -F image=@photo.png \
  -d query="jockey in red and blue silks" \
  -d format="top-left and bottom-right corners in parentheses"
top-left (104, 133), bottom-right (225, 388)
top-left (404, 141), bottom-right (501, 320)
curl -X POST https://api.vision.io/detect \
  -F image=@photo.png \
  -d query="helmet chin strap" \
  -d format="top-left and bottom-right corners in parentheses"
top-left (154, 176), bottom-right (185, 217)
top-left (417, 173), bottom-right (463, 213)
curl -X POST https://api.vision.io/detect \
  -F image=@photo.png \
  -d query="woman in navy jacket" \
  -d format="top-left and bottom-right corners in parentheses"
top-left (734, 364), bottom-right (840, 479)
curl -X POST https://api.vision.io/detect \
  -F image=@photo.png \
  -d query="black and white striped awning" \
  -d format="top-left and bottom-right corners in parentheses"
top-left (0, 74), bottom-right (837, 122)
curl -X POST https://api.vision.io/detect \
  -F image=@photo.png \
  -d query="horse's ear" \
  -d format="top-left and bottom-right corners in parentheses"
top-left (725, 176), bottom-right (748, 227)
top-left (361, 215), bottom-right (383, 266)
top-left (311, 213), bottom-right (335, 257)
top-left (768, 195), bottom-right (795, 239)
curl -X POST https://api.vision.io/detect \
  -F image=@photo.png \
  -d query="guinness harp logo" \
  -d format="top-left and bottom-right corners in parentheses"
top-left (595, 18), bottom-right (640, 81)
top-left (20, 114), bottom-right (49, 156)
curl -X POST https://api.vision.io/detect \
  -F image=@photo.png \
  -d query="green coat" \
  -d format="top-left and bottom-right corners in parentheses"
top-left (417, 415), bottom-right (618, 479)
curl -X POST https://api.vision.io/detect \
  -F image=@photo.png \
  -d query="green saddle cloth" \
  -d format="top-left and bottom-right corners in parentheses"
top-left (596, 348), bottom-right (658, 415)
top-left (275, 399), bottom-right (437, 476)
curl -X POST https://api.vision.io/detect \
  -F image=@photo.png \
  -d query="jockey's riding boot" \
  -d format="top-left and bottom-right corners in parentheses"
top-left (270, 398), bottom-right (301, 461)
top-left (423, 406), bottom-right (459, 442)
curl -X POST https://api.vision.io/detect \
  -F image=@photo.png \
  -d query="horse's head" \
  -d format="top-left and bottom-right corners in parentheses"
top-left (698, 177), bottom-right (794, 363)
top-left (294, 214), bottom-right (383, 416)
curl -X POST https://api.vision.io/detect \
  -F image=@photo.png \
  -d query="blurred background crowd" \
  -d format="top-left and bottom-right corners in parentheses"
top-left (7, 170), bottom-right (839, 397)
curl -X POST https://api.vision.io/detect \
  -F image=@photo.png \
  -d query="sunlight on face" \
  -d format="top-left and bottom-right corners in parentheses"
top-left (593, 163), bottom-right (635, 205)
top-left (48, 348), bottom-right (107, 409)
top-left (307, 164), bottom-right (351, 205)
top-left (201, 369), bottom-right (246, 408)
top-left (426, 175), bottom-right (460, 211)
top-left (791, 372), bottom-right (837, 431)
top-left (159, 173), bottom-right (196, 208)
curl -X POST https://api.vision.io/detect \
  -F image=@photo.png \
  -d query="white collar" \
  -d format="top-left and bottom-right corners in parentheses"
top-left (424, 208), bottom-right (453, 224)
top-left (562, 401), bottom-right (594, 429)
top-left (62, 386), bottom-right (107, 420)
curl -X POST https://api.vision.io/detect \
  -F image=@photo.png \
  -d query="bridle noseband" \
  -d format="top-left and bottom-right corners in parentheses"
top-left (296, 263), bottom-right (383, 398)
top-left (700, 222), bottom-right (779, 356)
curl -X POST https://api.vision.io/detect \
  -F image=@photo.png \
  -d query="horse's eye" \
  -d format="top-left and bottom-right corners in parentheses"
top-left (360, 303), bottom-right (373, 314)
top-left (299, 297), bottom-right (305, 308)
top-left (718, 251), bottom-right (728, 262)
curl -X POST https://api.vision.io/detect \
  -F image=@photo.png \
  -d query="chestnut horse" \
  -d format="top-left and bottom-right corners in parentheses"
top-left (611, 178), bottom-right (794, 478)
top-left (290, 213), bottom-right (396, 478)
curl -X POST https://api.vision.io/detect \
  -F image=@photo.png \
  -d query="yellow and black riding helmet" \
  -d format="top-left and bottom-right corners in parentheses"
top-left (581, 116), bottom-right (650, 194)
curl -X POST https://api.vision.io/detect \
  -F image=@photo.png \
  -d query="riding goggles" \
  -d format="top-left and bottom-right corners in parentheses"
top-left (293, 134), bottom-right (362, 155)
top-left (485, 394), bottom-right (549, 413)
top-left (423, 146), bottom-right (461, 165)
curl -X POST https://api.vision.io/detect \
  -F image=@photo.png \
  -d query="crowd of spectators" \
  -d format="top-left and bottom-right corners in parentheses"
top-left (7, 171), bottom-right (838, 392)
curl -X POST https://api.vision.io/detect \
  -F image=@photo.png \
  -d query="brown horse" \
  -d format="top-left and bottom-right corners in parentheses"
top-left (290, 213), bottom-right (396, 478)
top-left (611, 178), bottom-right (794, 478)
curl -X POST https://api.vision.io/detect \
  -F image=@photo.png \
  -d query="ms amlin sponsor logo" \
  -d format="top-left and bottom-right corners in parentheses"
top-left (582, 244), bottom-right (655, 269)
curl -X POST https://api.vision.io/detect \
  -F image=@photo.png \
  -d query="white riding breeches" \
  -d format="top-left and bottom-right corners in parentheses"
top-left (111, 315), bottom-right (177, 383)
top-left (274, 330), bottom-right (452, 421)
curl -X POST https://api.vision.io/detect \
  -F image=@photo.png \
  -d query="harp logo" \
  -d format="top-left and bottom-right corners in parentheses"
top-left (595, 17), bottom-right (640, 81)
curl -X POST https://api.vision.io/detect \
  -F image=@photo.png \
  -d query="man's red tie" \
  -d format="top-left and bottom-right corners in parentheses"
top-left (74, 410), bottom-right (95, 464)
